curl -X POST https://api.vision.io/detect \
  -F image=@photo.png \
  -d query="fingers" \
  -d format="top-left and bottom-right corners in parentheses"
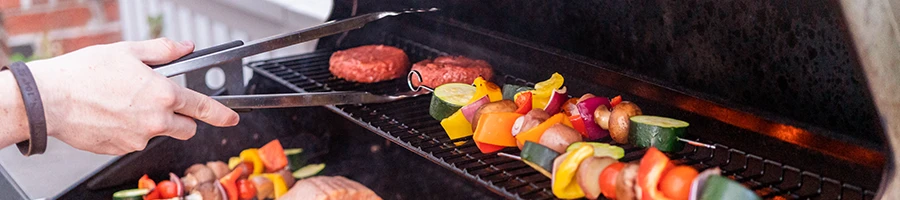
top-left (124, 38), bottom-right (195, 65)
top-left (158, 114), bottom-right (198, 140)
top-left (172, 87), bottom-right (240, 127)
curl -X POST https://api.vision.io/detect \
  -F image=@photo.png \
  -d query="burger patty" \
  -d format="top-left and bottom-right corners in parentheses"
top-left (410, 56), bottom-right (494, 88)
top-left (329, 45), bottom-right (410, 83)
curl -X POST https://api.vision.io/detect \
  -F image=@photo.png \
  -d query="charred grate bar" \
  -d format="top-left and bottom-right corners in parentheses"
top-left (248, 34), bottom-right (875, 200)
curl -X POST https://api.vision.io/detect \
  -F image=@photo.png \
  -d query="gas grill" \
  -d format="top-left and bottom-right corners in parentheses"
top-left (52, 0), bottom-right (892, 200)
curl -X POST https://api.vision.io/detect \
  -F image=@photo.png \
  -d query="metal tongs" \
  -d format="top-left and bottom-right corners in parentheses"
top-left (152, 9), bottom-right (438, 110)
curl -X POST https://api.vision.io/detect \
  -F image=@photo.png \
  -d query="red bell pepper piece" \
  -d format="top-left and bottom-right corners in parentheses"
top-left (237, 179), bottom-right (257, 200)
top-left (258, 140), bottom-right (288, 172)
top-left (568, 115), bottom-right (587, 137)
top-left (475, 141), bottom-right (506, 154)
top-left (514, 92), bottom-right (533, 114)
top-left (637, 148), bottom-right (672, 200)
top-left (220, 166), bottom-right (244, 200)
top-left (144, 189), bottom-right (161, 200)
top-left (610, 95), bottom-right (622, 108)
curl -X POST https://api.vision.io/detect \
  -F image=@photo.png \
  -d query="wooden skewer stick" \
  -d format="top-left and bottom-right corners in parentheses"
top-left (497, 152), bottom-right (522, 161)
top-left (677, 137), bottom-right (716, 149)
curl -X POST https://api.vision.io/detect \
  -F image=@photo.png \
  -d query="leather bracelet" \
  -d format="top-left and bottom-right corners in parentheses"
top-left (1, 62), bottom-right (47, 156)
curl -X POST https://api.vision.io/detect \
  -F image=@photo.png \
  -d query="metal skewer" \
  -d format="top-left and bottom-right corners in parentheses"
top-left (497, 152), bottom-right (522, 161)
top-left (677, 137), bottom-right (716, 149)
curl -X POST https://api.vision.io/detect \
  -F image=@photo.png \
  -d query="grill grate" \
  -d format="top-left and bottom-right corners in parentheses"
top-left (248, 35), bottom-right (875, 200)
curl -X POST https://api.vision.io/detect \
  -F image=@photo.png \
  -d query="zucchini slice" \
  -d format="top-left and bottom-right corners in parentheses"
top-left (112, 188), bottom-right (150, 200)
top-left (521, 141), bottom-right (560, 177)
top-left (700, 175), bottom-right (761, 200)
top-left (628, 115), bottom-right (689, 152)
top-left (292, 163), bottom-right (326, 179)
top-left (285, 148), bottom-right (307, 171)
top-left (430, 83), bottom-right (477, 120)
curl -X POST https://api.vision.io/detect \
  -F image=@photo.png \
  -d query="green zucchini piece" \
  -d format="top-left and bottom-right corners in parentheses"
top-left (285, 148), bottom-right (307, 171)
top-left (565, 142), bottom-right (625, 159)
top-left (700, 175), bottom-right (761, 200)
top-left (112, 188), bottom-right (149, 200)
top-left (521, 141), bottom-right (560, 177)
top-left (430, 83), bottom-right (476, 120)
top-left (502, 84), bottom-right (535, 100)
top-left (292, 163), bottom-right (326, 179)
top-left (628, 115), bottom-right (688, 152)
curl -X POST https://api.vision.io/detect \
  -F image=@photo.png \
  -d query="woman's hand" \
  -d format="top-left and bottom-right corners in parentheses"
top-left (24, 38), bottom-right (240, 155)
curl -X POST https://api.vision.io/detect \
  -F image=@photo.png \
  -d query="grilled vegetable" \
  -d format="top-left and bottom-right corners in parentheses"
top-left (532, 73), bottom-right (564, 109)
top-left (521, 141), bottom-right (560, 177)
top-left (568, 115), bottom-right (588, 136)
top-left (552, 145), bottom-right (594, 199)
top-left (660, 166), bottom-right (698, 200)
top-left (565, 142), bottom-right (625, 159)
top-left (220, 166), bottom-right (244, 200)
top-left (112, 188), bottom-right (149, 200)
top-left (576, 97), bottom-right (611, 140)
top-left (277, 168), bottom-right (296, 188)
top-left (169, 172), bottom-right (185, 197)
top-left (599, 162), bottom-right (625, 199)
top-left (441, 110), bottom-right (475, 141)
top-left (461, 95), bottom-right (490, 124)
top-left (577, 156), bottom-right (617, 199)
top-left (430, 83), bottom-right (476, 120)
top-left (250, 176), bottom-right (275, 200)
top-left (544, 87), bottom-right (568, 115)
top-left (233, 162), bottom-right (254, 180)
top-left (516, 113), bottom-right (572, 148)
top-left (472, 100), bottom-right (518, 130)
top-left (292, 163), bottom-right (326, 179)
top-left (514, 91), bottom-right (533, 114)
top-left (700, 175), bottom-right (761, 200)
top-left (285, 148), bottom-right (307, 171)
top-left (629, 115), bottom-right (689, 152)
top-left (473, 112), bottom-right (522, 150)
top-left (258, 140), bottom-right (288, 172)
top-left (252, 174), bottom-right (288, 198)
top-left (475, 141), bottom-right (507, 153)
top-left (502, 84), bottom-right (534, 100)
top-left (615, 163), bottom-right (640, 200)
top-left (610, 95), bottom-right (622, 108)
top-left (512, 109), bottom-right (550, 137)
top-left (157, 180), bottom-right (179, 199)
top-left (185, 164), bottom-right (217, 184)
top-left (192, 182), bottom-right (222, 200)
top-left (207, 161), bottom-right (231, 179)
top-left (236, 179), bottom-right (256, 200)
top-left (138, 174), bottom-right (155, 190)
top-left (470, 76), bottom-right (503, 103)
top-left (593, 105), bottom-right (611, 130)
top-left (610, 101), bottom-right (643, 144)
top-left (182, 174), bottom-right (200, 193)
top-left (227, 157), bottom-right (242, 169)
top-left (539, 123), bottom-right (583, 153)
top-left (637, 148), bottom-right (671, 200)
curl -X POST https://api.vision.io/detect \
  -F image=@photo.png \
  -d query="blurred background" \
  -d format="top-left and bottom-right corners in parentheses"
top-left (0, 0), bottom-right (331, 198)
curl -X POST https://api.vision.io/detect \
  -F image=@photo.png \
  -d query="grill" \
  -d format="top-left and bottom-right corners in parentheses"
top-left (44, 1), bottom-right (893, 200)
top-left (245, 33), bottom-right (877, 199)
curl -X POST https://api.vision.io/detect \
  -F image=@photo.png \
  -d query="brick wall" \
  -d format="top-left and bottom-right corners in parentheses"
top-left (0, 0), bottom-right (121, 65)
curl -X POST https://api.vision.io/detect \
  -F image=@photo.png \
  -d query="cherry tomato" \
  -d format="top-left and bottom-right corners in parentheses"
top-left (156, 180), bottom-right (178, 199)
top-left (598, 162), bottom-right (625, 199)
top-left (659, 166), bottom-right (699, 200)
top-left (237, 179), bottom-right (257, 200)
top-left (138, 174), bottom-right (156, 190)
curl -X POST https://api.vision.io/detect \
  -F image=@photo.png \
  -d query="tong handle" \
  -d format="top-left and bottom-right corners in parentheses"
top-left (150, 40), bottom-right (244, 70)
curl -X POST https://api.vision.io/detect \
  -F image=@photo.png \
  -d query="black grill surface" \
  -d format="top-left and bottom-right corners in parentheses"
top-left (248, 35), bottom-right (875, 200)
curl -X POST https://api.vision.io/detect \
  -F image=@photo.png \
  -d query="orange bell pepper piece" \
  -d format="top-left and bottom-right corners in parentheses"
top-left (473, 112), bottom-right (522, 148)
top-left (515, 113), bottom-right (573, 148)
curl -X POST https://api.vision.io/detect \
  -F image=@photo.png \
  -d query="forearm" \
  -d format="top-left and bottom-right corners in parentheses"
top-left (0, 69), bottom-right (30, 148)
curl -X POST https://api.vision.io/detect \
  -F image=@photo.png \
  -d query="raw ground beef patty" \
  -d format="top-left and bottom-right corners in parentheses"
top-left (329, 45), bottom-right (410, 83)
top-left (410, 56), bottom-right (494, 88)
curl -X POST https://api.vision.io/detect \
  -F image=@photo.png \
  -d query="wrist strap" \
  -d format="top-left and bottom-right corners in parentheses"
top-left (2, 62), bottom-right (47, 156)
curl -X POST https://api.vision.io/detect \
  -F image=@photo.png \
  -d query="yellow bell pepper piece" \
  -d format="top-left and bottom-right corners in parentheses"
top-left (441, 110), bottom-right (474, 142)
top-left (250, 174), bottom-right (288, 198)
top-left (469, 77), bottom-right (503, 103)
top-left (552, 145), bottom-right (593, 199)
top-left (227, 157), bottom-right (242, 169)
top-left (531, 73), bottom-right (564, 109)
top-left (240, 148), bottom-right (264, 175)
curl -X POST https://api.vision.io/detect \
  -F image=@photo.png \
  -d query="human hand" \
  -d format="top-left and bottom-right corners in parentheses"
top-left (26, 38), bottom-right (240, 155)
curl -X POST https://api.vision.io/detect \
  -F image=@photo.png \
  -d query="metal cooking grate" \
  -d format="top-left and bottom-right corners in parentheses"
top-left (247, 35), bottom-right (876, 200)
